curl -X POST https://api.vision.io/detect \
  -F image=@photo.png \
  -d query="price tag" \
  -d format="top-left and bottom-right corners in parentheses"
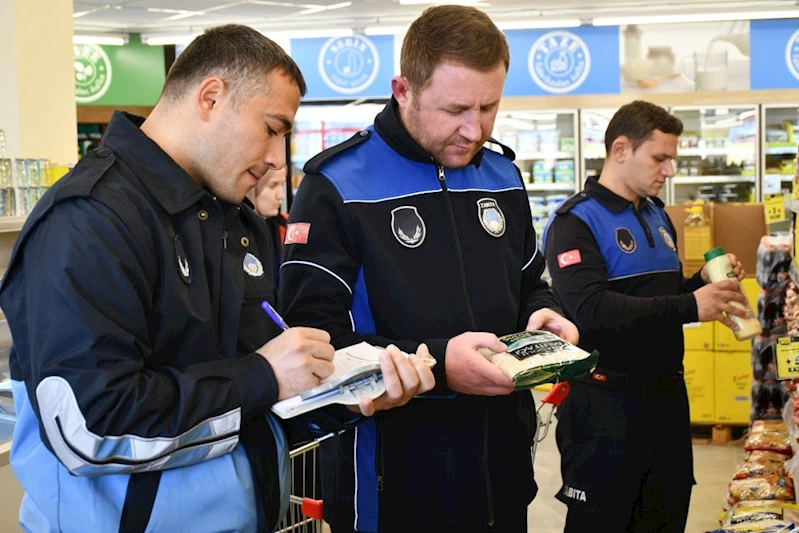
top-left (765, 193), bottom-right (786, 224)
top-left (776, 337), bottom-right (799, 380)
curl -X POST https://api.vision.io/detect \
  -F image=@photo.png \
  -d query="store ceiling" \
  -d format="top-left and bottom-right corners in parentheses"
top-left (73, 0), bottom-right (799, 37)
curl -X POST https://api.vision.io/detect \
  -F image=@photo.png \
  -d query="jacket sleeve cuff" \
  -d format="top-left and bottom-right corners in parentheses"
top-left (679, 293), bottom-right (700, 324)
top-left (421, 338), bottom-right (455, 398)
top-left (230, 352), bottom-right (280, 420)
top-left (683, 270), bottom-right (706, 293)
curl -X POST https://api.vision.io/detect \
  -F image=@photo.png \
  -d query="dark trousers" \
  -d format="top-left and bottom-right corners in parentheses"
top-left (556, 378), bottom-right (695, 533)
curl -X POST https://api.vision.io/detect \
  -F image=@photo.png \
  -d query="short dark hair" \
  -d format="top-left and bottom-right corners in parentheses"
top-left (161, 24), bottom-right (306, 104)
top-left (401, 5), bottom-right (509, 90)
top-left (604, 100), bottom-right (683, 154)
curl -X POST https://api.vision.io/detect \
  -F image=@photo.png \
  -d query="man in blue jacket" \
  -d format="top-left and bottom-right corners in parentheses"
top-left (543, 101), bottom-right (748, 532)
top-left (281, 6), bottom-right (578, 532)
top-left (0, 24), bottom-right (433, 533)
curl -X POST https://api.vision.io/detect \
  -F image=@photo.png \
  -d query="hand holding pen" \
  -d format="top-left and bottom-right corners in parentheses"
top-left (257, 300), bottom-right (435, 412)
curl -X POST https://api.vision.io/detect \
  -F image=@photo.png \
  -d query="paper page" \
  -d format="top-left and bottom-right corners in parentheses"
top-left (325, 342), bottom-right (383, 383)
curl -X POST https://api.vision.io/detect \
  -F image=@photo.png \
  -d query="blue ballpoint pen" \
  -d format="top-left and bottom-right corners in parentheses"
top-left (261, 301), bottom-right (289, 331)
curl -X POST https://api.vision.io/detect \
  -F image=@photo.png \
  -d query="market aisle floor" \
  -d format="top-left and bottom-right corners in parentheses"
top-left (527, 390), bottom-right (746, 533)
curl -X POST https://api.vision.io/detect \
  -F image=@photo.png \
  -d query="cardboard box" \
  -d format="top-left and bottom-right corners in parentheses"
top-left (714, 278), bottom-right (761, 352)
top-left (683, 350), bottom-right (715, 423)
top-left (683, 322), bottom-right (714, 351)
top-left (714, 351), bottom-right (752, 425)
top-left (664, 202), bottom-right (766, 275)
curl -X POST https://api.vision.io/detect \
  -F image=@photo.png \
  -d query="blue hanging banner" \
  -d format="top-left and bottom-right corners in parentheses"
top-left (504, 26), bottom-right (621, 96)
top-left (290, 35), bottom-right (394, 99)
top-left (750, 19), bottom-right (799, 90)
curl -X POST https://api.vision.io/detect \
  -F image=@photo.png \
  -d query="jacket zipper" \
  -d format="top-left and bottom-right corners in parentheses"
top-left (632, 206), bottom-right (654, 247)
top-left (436, 165), bottom-right (477, 330)
top-left (375, 416), bottom-right (385, 492)
top-left (438, 165), bottom-right (491, 525)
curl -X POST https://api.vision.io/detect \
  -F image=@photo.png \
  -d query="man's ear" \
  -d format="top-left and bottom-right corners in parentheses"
top-left (195, 77), bottom-right (227, 121)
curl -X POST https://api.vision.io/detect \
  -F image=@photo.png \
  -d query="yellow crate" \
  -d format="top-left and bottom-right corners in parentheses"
top-left (683, 350), bottom-right (715, 423)
top-left (714, 278), bottom-right (761, 352)
top-left (714, 351), bottom-right (752, 425)
top-left (683, 322), bottom-right (714, 351)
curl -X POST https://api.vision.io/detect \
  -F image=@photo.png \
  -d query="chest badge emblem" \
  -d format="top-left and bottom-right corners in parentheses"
top-left (174, 235), bottom-right (191, 284)
top-left (391, 206), bottom-right (426, 248)
top-left (477, 198), bottom-right (506, 237)
top-left (243, 252), bottom-right (264, 278)
top-left (615, 227), bottom-right (637, 254)
top-left (658, 226), bottom-right (676, 251)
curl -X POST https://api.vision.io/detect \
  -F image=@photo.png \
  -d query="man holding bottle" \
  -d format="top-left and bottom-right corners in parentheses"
top-left (543, 100), bottom-right (750, 532)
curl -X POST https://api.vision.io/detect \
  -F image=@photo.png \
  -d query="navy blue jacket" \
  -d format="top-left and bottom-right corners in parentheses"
top-left (280, 100), bottom-right (558, 531)
top-left (543, 177), bottom-right (704, 377)
top-left (1, 112), bottom-right (353, 533)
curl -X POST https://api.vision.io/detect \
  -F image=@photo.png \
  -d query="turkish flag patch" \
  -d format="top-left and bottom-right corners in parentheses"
top-left (285, 223), bottom-right (310, 245)
top-left (557, 249), bottom-right (582, 268)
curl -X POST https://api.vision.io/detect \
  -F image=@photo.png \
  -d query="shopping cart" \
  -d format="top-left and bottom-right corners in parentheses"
top-left (533, 381), bottom-right (570, 456)
top-left (276, 439), bottom-right (326, 533)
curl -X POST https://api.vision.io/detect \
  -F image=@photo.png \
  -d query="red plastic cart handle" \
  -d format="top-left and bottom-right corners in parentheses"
top-left (302, 498), bottom-right (324, 520)
top-left (541, 381), bottom-right (570, 407)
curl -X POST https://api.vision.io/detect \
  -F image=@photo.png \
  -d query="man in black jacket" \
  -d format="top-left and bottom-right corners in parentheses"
top-left (544, 101), bottom-right (749, 532)
top-left (0, 25), bottom-right (433, 533)
top-left (281, 6), bottom-right (577, 532)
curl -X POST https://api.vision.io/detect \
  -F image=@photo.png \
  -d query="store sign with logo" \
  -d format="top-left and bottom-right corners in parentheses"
top-left (750, 19), bottom-right (799, 90)
top-left (72, 35), bottom-right (165, 106)
top-left (291, 35), bottom-right (393, 99)
top-left (73, 44), bottom-right (113, 104)
top-left (504, 26), bottom-right (620, 96)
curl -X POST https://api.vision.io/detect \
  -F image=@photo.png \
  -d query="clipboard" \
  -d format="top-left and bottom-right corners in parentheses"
top-left (300, 363), bottom-right (382, 400)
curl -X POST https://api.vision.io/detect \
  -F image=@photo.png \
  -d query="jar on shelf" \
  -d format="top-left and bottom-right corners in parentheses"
top-left (647, 46), bottom-right (676, 76)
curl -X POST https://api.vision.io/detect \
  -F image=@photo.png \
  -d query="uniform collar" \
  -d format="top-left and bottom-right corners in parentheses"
top-left (374, 97), bottom-right (485, 168)
top-left (585, 177), bottom-right (656, 214)
top-left (101, 111), bottom-right (208, 215)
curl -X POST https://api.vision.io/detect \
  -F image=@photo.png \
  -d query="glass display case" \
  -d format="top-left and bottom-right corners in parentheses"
top-left (290, 103), bottom-right (385, 195)
top-left (490, 109), bottom-right (578, 246)
top-left (669, 105), bottom-right (758, 205)
top-left (580, 107), bottom-right (671, 204)
top-left (761, 103), bottom-right (799, 197)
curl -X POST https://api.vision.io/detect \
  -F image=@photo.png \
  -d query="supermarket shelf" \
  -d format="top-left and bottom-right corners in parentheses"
top-left (790, 260), bottom-right (799, 287)
top-left (0, 217), bottom-right (26, 233)
top-left (764, 173), bottom-right (796, 182)
top-left (678, 147), bottom-right (731, 157)
top-left (583, 148), bottom-right (606, 159)
top-left (525, 183), bottom-right (576, 192)
top-left (515, 151), bottom-right (575, 160)
top-left (765, 145), bottom-right (798, 156)
top-left (672, 176), bottom-right (756, 184)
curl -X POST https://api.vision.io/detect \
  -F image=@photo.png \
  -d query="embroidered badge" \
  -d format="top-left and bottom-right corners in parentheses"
top-left (557, 249), bottom-right (582, 268)
top-left (477, 197), bottom-right (506, 237)
top-left (615, 227), bottom-right (637, 254)
top-left (391, 206), bottom-right (426, 248)
top-left (659, 226), bottom-right (676, 251)
top-left (243, 252), bottom-right (264, 278)
top-left (285, 223), bottom-right (310, 245)
top-left (174, 235), bottom-right (191, 284)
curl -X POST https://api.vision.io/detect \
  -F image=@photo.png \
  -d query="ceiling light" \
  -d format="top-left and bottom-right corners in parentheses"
top-left (298, 2), bottom-right (351, 15)
top-left (143, 35), bottom-right (198, 46)
top-left (363, 26), bottom-right (409, 35)
top-left (496, 19), bottom-right (581, 30)
top-left (73, 34), bottom-right (129, 46)
top-left (264, 28), bottom-right (354, 39)
top-left (593, 9), bottom-right (799, 26)
top-left (398, 0), bottom-right (484, 5)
